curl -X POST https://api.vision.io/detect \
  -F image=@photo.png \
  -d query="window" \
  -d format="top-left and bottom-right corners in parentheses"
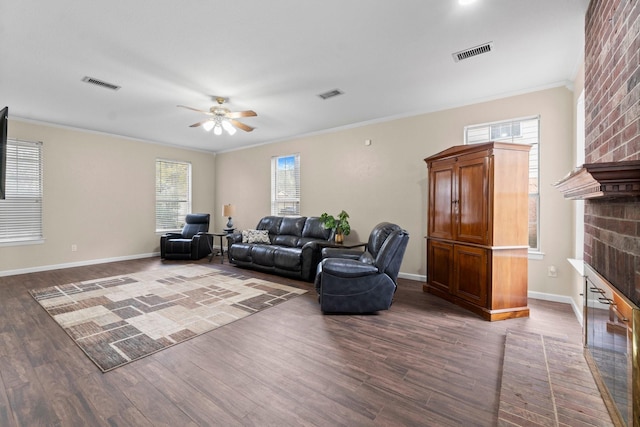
top-left (465, 116), bottom-right (540, 251)
top-left (155, 159), bottom-right (191, 232)
top-left (0, 139), bottom-right (43, 244)
top-left (271, 154), bottom-right (300, 216)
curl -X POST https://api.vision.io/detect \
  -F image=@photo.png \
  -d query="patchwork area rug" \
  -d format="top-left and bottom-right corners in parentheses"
top-left (30, 265), bottom-right (306, 372)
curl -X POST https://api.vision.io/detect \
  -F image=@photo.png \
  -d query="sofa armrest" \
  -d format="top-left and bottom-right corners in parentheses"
top-left (321, 247), bottom-right (363, 260)
top-left (299, 240), bottom-right (323, 282)
top-left (162, 232), bottom-right (183, 239)
top-left (320, 258), bottom-right (379, 278)
top-left (226, 232), bottom-right (243, 246)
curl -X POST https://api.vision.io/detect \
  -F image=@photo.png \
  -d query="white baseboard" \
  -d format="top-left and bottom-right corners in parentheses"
top-left (397, 276), bottom-right (583, 326)
top-left (528, 291), bottom-right (583, 326)
top-left (0, 252), bottom-right (160, 277)
top-left (398, 272), bottom-right (427, 282)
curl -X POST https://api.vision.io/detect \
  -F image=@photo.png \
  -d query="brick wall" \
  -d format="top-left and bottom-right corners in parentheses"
top-left (584, 0), bottom-right (640, 303)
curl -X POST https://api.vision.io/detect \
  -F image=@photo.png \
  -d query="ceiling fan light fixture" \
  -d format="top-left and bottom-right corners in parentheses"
top-left (178, 97), bottom-right (256, 135)
top-left (222, 120), bottom-right (236, 135)
top-left (202, 120), bottom-right (215, 132)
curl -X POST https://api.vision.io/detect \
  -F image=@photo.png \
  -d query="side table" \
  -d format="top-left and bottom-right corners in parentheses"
top-left (207, 232), bottom-right (230, 263)
top-left (317, 238), bottom-right (367, 251)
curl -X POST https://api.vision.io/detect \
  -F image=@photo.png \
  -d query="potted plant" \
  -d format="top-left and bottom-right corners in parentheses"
top-left (320, 210), bottom-right (351, 243)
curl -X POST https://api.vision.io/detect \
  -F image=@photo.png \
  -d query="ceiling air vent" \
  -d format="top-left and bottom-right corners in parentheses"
top-left (318, 89), bottom-right (344, 100)
top-left (81, 76), bottom-right (121, 91)
top-left (452, 42), bottom-right (494, 62)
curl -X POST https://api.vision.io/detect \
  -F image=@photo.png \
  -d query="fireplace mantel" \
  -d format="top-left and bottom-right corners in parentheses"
top-left (554, 160), bottom-right (640, 200)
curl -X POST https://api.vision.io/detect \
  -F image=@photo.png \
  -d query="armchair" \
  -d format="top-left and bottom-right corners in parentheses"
top-left (160, 213), bottom-right (211, 260)
top-left (314, 222), bottom-right (409, 313)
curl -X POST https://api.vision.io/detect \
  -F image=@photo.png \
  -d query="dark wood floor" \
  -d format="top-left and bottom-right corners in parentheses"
top-left (0, 257), bottom-right (597, 426)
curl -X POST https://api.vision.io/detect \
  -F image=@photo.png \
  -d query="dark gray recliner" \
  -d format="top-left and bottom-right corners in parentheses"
top-left (160, 213), bottom-right (211, 260)
top-left (314, 222), bottom-right (409, 313)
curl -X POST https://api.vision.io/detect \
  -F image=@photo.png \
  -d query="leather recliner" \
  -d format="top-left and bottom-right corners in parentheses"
top-left (314, 222), bottom-right (409, 313)
top-left (160, 213), bottom-right (211, 260)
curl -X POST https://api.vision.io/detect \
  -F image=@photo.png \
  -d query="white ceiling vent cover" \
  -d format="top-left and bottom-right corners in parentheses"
top-left (81, 76), bottom-right (121, 91)
top-left (452, 42), bottom-right (494, 62)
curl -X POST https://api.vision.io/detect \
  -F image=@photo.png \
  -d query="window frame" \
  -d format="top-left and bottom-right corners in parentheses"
top-left (155, 158), bottom-right (192, 233)
top-left (464, 116), bottom-right (541, 254)
top-left (0, 138), bottom-right (44, 246)
top-left (271, 153), bottom-right (300, 216)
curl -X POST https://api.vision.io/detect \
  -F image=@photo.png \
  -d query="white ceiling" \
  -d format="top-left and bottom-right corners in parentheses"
top-left (1, 0), bottom-right (588, 153)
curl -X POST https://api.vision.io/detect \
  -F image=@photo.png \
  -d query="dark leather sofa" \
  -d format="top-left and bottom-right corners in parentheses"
top-left (227, 216), bottom-right (333, 282)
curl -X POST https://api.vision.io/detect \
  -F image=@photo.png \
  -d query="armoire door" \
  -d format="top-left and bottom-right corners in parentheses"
top-left (456, 155), bottom-right (489, 245)
top-left (427, 239), bottom-right (453, 293)
top-left (428, 161), bottom-right (455, 240)
top-left (453, 244), bottom-right (488, 306)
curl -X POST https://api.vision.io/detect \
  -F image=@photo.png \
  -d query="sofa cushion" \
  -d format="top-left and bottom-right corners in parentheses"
top-left (302, 217), bottom-right (332, 240)
top-left (279, 216), bottom-right (306, 236)
top-left (274, 247), bottom-right (303, 270)
top-left (242, 229), bottom-right (270, 244)
top-left (256, 216), bottom-right (283, 235)
top-left (228, 243), bottom-right (253, 262)
top-left (272, 234), bottom-right (299, 247)
top-left (251, 245), bottom-right (276, 266)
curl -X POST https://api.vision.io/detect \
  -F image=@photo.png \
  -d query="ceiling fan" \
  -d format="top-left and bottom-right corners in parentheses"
top-left (178, 97), bottom-right (257, 135)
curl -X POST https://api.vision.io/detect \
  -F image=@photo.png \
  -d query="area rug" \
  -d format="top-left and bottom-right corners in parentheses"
top-left (30, 265), bottom-right (306, 372)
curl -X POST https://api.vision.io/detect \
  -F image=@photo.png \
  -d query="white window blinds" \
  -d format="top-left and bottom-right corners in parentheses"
top-left (0, 139), bottom-right (44, 243)
top-left (155, 159), bottom-right (191, 232)
top-left (271, 154), bottom-right (300, 216)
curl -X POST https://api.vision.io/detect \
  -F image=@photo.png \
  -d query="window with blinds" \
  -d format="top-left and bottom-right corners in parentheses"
top-left (155, 159), bottom-right (191, 232)
top-left (465, 116), bottom-right (540, 251)
top-left (0, 139), bottom-right (44, 244)
top-left (271, 154), bottom-right (300, 216)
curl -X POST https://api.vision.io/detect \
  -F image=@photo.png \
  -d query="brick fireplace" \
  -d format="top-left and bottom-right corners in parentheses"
top-left (583, 0), bottom-right (640, 305)
top-left (554, 0), bottom-right (640, 425)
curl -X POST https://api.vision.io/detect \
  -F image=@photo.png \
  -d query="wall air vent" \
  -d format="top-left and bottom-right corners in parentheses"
top-left (452, 42), bottom-right (494, 62)
top-left (318, 89), bottom-right (344, 100)
top-left (81, 76), bottom-right (121, 91)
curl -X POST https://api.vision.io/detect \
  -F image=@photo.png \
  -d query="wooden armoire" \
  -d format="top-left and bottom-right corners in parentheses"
top-left (424, 142), bottom-right (531, 321)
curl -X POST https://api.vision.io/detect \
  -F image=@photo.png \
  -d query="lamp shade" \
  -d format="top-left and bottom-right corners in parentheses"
top-left (202, 120), bottom-right (215, 132)
top-left (223, 204), bottom-right (236, 217)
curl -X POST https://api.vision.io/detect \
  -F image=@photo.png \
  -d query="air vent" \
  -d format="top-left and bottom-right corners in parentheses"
top-left (81, 76), bottom-right (121, 91)
top-left (318, 89), bottom-right (344, 100)
top-left (452, 42), bottom-right (494, 62)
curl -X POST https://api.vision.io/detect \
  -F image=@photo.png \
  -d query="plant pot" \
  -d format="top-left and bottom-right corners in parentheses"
top-left (335, 232), bottom-right (344, 243)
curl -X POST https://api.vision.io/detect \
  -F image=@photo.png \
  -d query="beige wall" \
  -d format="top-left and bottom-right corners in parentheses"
top-left (216, 86), bottom-right (577, 296)
top-left (0, 120), bottom-right (216, 274)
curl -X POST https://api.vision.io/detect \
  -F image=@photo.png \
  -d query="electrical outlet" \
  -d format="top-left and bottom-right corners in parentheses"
top-left (548, 265), bottom-right (557, 278)
top-left (71, 244), bottom-right (77, 252)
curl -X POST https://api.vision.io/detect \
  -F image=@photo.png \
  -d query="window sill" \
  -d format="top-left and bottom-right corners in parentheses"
top-left (0, 238), bottom-right (45, 248)
top-left (528, 251), bottom-right (544, 261)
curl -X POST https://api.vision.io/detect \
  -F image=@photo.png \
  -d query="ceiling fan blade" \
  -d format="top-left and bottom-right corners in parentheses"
top-left (189, 119), bottom-right (211, 128)
top-left (177, 105), bottom-right (213, 115)
top-left (225, 110), bottom-right (257, 119)
top-left (229, 119), bottom-right (254, 132)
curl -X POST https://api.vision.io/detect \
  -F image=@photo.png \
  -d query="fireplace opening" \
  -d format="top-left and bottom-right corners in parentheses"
top-left (584, 263), bottom-right (639, 426)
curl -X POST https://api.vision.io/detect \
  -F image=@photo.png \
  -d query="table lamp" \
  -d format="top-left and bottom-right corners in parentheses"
top-left (223, 204), bottom-right (236, 232)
